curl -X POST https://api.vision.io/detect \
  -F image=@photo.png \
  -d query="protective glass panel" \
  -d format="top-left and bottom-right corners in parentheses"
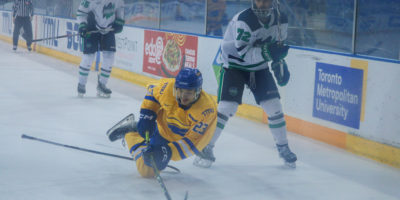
top-left (160, 0), bottom-right (206, 34)
top-left (124, 0), bottom-right (159, 28)
top-left (207, 0), bottom-right (249, 37)
top-left (355, 0), bottom-right (400, 60)
top-left (0, 0), bottom-right (14, 11)
top-left (33, 0), bottom-right (75, 18)
top-left (282, 0), bottom-right (354, 53)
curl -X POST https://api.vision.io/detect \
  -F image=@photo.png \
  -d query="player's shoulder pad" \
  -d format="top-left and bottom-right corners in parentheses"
top-left (237, 8), bottom-right (261, 31)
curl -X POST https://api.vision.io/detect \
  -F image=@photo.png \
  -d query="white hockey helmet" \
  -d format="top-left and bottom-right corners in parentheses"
top-left (251, 0), bottom-right (275, 21)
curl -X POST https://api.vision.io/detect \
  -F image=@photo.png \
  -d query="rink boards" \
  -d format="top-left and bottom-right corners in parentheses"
top-left (0, 11), bottom-right (399, 168)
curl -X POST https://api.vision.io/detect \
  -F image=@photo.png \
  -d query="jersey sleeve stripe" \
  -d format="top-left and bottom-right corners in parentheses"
top-left (178, 140), bottom-right (193, 157)
top-left (172, 141), bottom-right (186, 159)
top-left (144, 95), bottom-right (160, 104)
top-left (188, 114), bottom-right (198, 122)
top-left (130, 142), bottom-right (144, 154)
top-left (132, 147), bottom-right (146, 161)
top-left (167, 117), bottom-right (191, 127)
top-left (167, 124), bottom-right (188, 136)
top-left (236, 45), bottom-right (247, 52)
top-left (182, 137), bottom-right (200, 155)
top-left (134, 152), bottom-right (143, 161)
top-left (228, 55), bottom-right (245, 62)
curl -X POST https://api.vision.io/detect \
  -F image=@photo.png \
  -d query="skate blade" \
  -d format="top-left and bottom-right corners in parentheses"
top-left (97, 92), bottom-right (111, 98)
top-left (284, 161), bottom-right (296, 169)
top-left (78, 93), bottom-right (84, 98)
top-left (193, 156), bottom-right (213, 168)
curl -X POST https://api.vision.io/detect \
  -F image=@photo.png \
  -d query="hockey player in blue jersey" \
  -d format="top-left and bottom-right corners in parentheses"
top-left (76, 0), bottom-right (125, 98)
top-left (193, 0), bottom-right (297, 168)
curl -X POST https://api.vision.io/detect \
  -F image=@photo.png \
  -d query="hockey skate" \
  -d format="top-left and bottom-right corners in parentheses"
top-left (77, 83), bottom-right (86, 98)
top-left (97, 81), bottom-right (112, 98)
top-left (107, 114), bottom-right (137, 142)
top-left (277, 144), bottom-right (297, 168)
top-left (193, 144), bottom-right (216, 168)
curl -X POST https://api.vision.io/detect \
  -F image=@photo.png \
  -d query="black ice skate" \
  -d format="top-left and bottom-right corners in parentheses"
top-left (97, 81), bottom-right (112, 98)
top-left (277, 144), bottom-right (297, 168)
top-left (193, 144), bottom-right (216, 168)
top-left (107, 114), bottom-right (137, 142)
top-left (77, 83), bottom-right (86, 98)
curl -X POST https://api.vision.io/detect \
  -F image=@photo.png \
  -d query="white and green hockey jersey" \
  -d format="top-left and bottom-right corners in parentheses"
top-left (77, 0), bottom-right (124, 34)
top-left (220, 8), bottom-right (288, 71)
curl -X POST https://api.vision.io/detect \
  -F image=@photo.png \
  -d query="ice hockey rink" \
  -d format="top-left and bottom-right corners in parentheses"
top-left (0, 40), bottom-right (399, 200)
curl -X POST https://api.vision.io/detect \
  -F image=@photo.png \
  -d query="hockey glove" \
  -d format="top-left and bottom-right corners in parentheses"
top-left (137, 109), bottom-right (157, 138)
top-left (78, 22), bottom-right (89, 38)
top-left (142, 144), bottom-right (172, 171)
top-left (262, 42), bottom-right (289, 62)
top-left (112, 18), bottom-right (125, 34)
top-left (271, 60), bottom-right (290, 86)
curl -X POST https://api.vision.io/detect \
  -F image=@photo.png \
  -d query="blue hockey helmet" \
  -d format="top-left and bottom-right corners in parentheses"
top-left (174, 68), bottom-right (203, 106)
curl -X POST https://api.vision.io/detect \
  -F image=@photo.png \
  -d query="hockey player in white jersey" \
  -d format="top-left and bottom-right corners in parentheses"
top-left (76, 0), bottom-right (125, 98)
top-left (193, 0), bottom-right (297, 168)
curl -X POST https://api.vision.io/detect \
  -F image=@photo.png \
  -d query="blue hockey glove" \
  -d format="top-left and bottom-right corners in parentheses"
top-left (142, 144), bottom-right (172, 170)
top-left (271, 60), bottom-right (290, 86)
top-left (78, 22), bottom-right (89, 38)
top-left (137, 109), bottom-right (157, 138)
top-left (262, 42), bottom-right (289, 62)
top-left (112, 18), bottom-right (125, 34)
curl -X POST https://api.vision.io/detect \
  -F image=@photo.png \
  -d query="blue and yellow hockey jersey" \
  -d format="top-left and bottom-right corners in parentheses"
top-left (141, 78), bottom-right (217, 161)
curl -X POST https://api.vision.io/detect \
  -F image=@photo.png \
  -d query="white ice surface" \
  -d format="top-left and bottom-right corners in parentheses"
top-left (1, 41), bottom-right (399, 200)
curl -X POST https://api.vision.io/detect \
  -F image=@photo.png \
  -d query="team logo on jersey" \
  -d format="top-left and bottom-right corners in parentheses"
top-left (103, 3), bottom-right (115, 19)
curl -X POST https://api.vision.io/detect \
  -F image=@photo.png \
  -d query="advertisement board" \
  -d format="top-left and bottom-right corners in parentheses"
top-left (313, 62), bottom-right (364, 129)
top-left (143, 29), bottom-right (198, 78)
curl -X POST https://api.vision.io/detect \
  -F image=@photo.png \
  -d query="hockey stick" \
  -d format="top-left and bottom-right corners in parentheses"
top-left (32, 32), bottom-right (78, 43)
top-left (273, 0), bottom-right (284, 77)
top-left (145, 132), bottom-right (173, 200)
top-left (144, 132), bottom-right (189, 200)
top-left (21, 134), bottom-right (133, 160)
top-left (31, 28), bottom-right (113, 43)
top-left (21, 134), bottom-right (180, 173)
